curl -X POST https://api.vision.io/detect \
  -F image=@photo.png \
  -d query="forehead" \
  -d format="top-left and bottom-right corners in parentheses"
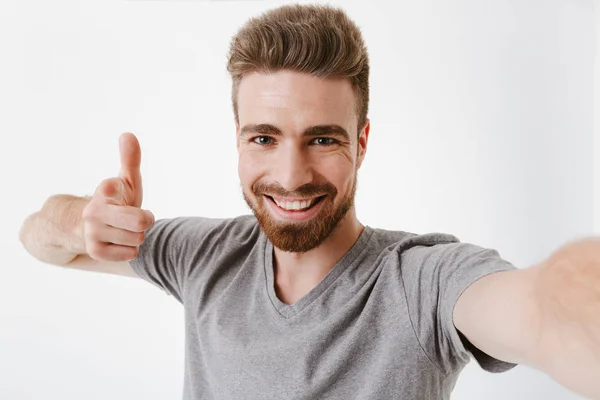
top-left (237, 70), bottom-right (357, 127)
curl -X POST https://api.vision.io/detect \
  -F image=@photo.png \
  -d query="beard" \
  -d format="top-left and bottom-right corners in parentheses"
top-left (243, 175), bottom-right (357, 253)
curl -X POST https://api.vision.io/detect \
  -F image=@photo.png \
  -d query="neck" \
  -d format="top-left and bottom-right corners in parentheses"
top-left (272, 208), bottom-right (364, 304)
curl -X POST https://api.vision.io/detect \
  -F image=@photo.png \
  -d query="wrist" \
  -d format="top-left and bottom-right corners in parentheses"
top-left (65, 196), bottom-right (91, 255)
top-left (44, 194), bottom-right (90, 254)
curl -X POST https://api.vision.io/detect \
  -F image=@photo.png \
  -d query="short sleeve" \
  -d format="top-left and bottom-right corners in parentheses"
top-left (129, 216), bottom-right (225, 303)
top-left (400, 237), bottom-right (518, 375)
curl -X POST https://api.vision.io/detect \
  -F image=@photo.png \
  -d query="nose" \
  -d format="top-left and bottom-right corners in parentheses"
top-left (275, 143), bottom-right (314, 192)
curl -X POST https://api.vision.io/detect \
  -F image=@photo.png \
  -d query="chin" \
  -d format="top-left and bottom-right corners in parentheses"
top-left (247, 193), bottom-right (353, 253)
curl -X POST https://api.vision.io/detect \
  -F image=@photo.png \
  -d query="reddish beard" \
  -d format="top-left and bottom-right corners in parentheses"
top-left (243, 177), bottom-right (357, 253)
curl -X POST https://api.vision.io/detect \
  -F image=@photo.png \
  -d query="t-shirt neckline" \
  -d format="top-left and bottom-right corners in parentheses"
top-left (262, 225), bottom-right (374, 319)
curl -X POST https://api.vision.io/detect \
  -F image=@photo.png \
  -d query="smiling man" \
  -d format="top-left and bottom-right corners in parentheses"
top-left (19, 4), bottom-right (600, 400)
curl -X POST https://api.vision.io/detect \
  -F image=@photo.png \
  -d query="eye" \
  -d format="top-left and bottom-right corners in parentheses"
top-left (252, 136), bottom-right (274, 145)
top-left (312, 137), bottom-right (338, 146)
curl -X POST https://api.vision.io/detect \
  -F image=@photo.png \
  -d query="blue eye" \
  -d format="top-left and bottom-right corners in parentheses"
top-left (252, 136), bottom-right (274, 145)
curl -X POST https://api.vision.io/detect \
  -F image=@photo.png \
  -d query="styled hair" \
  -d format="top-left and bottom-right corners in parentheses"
top-left (226, 4), bottom-right (369, 133)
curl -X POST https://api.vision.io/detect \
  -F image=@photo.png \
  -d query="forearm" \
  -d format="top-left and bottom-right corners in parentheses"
top-left (19, 194), bottom-right (91, 266)
top-left (533, 238), bottom-right (600, 399)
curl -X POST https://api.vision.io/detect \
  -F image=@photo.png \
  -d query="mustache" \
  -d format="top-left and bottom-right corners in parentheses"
top-left (252, 181), bottom-right (337, 198)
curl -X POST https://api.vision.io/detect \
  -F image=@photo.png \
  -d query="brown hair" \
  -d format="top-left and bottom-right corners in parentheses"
top-left (226, 4), bottom-right (369, 134)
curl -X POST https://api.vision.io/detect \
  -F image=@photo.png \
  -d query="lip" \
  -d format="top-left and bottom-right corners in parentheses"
top-left (264, 195), bottom-right (325, 222)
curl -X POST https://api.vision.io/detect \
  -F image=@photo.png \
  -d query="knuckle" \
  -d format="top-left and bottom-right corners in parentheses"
top-left (86, 241), bottom-right (102, 258)
top-left (122, 229), bottom-right (136, 245)
top-left (132, 232), bottom-right (145, 246)
top-left (98, 178), bottom-right (119, 198)
top-left (83, 201), bottom-right (107, 222)
top-left (85, 225), bottom-right (100, 241)
top-left (128, 246), bottom-right (139, 260)
top-left (144, 219), bottom-right (153, 230)
top-left (135, 216), bottom-right (147, 232)
top-left (97, 178), bottom-right (111, 192)
top-left (145, 214), bottom-right (155, 229)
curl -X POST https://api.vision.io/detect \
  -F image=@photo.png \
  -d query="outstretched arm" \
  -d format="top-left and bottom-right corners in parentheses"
top-left (454, 237), bottom-right (600, 399)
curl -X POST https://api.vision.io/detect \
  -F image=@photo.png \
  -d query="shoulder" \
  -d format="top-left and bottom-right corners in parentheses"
top-left (156, 214), bottom-right (261, 242)
top-left (369, 226), bottom-right (461, 260)
top-left (374, 228), bottom-right (516, 280)
top-left (153, 214), bottom-right (258, 231)
top-left (368, 228), bottom-right (511, 275)
top-left (142, 215), bottom-right (262, 254)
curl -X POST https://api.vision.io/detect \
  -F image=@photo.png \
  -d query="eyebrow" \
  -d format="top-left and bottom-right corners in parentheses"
top-left (239, 124), bottom-right (351, 142)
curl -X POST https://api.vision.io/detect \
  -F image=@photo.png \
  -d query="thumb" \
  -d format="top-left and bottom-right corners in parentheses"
top-left (118, 132), bottom-right (143, 207)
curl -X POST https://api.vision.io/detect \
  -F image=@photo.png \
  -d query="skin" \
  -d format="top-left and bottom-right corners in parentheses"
top-left (236, 70), bottom-right (370, 305)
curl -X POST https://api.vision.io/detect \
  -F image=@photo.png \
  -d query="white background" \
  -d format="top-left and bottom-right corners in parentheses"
top-left (0, 0), bottom-right (596, 399)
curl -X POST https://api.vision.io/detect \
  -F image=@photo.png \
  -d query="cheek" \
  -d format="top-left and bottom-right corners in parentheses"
top-left (238, 151), bottom-right (264, 189)
top-left (318, 155), bottom-right (355, 191)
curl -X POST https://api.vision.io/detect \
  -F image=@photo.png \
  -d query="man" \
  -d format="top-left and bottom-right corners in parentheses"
top-left (19, 4), bottom-right (600, 400)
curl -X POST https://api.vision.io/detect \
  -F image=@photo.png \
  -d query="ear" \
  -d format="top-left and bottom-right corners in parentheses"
top-left (356, 118), bottom-right (370, 169)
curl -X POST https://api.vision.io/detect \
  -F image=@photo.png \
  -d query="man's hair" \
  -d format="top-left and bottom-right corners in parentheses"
top-left (226, 4), bottom-right (369, 133)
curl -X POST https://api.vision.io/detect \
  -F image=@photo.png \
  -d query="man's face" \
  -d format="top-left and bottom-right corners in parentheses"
top-left (236, 70), bottom-right (369, 253)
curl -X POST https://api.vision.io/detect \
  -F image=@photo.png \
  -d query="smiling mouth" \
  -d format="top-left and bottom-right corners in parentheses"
top-left (265, 195), bottom-right (326, 211)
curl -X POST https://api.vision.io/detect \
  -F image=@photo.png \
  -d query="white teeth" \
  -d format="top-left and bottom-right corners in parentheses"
top-left (274, 197), bottom-right (317, 211)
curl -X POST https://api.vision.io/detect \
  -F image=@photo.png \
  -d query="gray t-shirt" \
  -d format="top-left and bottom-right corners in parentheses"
top-left (129, 215), bottom-right (518, 400)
